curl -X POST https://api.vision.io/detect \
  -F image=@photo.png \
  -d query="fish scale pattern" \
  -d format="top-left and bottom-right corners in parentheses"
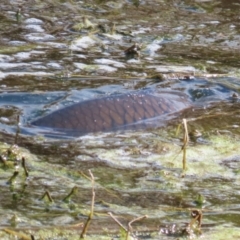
top-left (31, 91), bottom-right (190, 135)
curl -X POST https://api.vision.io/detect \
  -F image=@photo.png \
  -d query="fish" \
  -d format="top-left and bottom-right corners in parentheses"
top-left (31, 90), bottom-right (191, 137)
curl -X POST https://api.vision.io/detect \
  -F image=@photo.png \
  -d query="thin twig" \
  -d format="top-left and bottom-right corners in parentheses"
top-left (80, 170), bottom-right (95, 238)
top-left (21, 157), bottom-right (29, 178)
top-left (7, 171), bottom-right (19, 184)
top-left (128, 215), bottom-right (148, 232)
top-left (14, 115), bottom-right (20, 145)
top-left (108, 212), bottom-right (128, 232)
top-left (62, 186), bottom-right (78, 203)
top-left (108, 212), bottom-right (147, 240)
top-left (182, 118), bottom-right (189, 173)
top-left (39, 190), bottom-right (54, 203)
top-left (127, 215), bottom-right (148, 240)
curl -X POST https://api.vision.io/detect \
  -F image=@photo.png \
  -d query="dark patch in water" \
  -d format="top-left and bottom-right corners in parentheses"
top-left (31, 90), bottom-right (190, 137)
top-left (29, 77), bottom-right (237, 137)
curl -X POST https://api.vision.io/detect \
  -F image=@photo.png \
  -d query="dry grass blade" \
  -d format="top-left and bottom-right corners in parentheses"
top-left (39, 190), bottom-right (54, 203)
top-left (108, 212), bottom-right (128, 232)
top-left (80, 169), bottom-right (95, 239)
top-left (22, 157), bottom-right (29, 178)
top-left (108, 212), bottom-right (148, 240)
top-left (182, 118), bottom-right (189, 173)
top-left (14, 115), bottom-right (20, 145)
top-left (127, 215), bottom-right (148, 240)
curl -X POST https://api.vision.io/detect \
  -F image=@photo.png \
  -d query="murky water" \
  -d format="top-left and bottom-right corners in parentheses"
top-left (0, 0), bottom-right (240, 239)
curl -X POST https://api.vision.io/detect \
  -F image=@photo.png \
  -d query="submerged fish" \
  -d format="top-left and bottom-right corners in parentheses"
top-left (31, 90), bottom-right (191, 137)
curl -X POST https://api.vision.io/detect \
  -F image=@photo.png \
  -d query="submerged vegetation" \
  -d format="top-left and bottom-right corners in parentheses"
top-left (1, 119), bottom-right (240, 239)
top-left (0, 0), bottom-right (240, 239)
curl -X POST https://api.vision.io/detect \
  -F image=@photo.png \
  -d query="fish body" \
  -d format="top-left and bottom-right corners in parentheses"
top-left (31, 91), bottom-right (191, 136)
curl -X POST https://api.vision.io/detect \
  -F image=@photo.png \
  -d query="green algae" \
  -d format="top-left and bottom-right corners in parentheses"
top-left (1, 126), bottom-right (240, 238)
top-left (0, 44), bottom-right (37, 54)
top-left (202, 226), bottom-right (240, 240)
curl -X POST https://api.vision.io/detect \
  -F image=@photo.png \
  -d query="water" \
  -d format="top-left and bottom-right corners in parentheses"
top-left (0, 0), bottom-right (240, 239)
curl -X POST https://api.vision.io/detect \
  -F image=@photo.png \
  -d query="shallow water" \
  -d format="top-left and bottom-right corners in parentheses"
top-left (0, 0), bottom-right (240, 239)
top-left (0, 76), bottom-right (239, 138)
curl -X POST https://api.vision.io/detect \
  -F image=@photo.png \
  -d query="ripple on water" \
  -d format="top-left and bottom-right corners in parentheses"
top-left (70, 36), bottom-right (96, 50)
top-left (94, 58), bottom-right (125, 68)
top-left (24, 24), bottom-right (45, 33)
top-left (0, 54), bottom-right (14, 62)
top-left (47, 62), bottom-right (62, 70)
top-left (14, 52), bottom-right (32, 60)
top-left (73, 62), bottom-right (117, 73)
top-left (8, 41), bottom-right (26, 46)
top-left (43, 42), bottom-right (68, 49)
top-left (0, 62), bottom-right (30, 70)
top-left (24, 18), bottom-right (44, 25)
top-left (147, 65), bottom-right (196, 73)
top-left (25, 33), bottom-right (55, 42)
